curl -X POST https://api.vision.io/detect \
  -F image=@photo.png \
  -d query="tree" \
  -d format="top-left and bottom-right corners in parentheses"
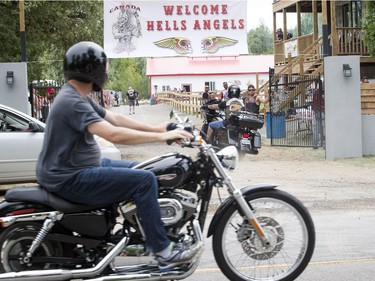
top-left (106, 58), bottom-right (149, 100)
top-left (0, 0), bottom-right (149, 96)
top-left (0, 2), bottom-right (20, 62)
top-left (364, 1), bottom-right (375, 58)
top-left (247, 20), bottom-right (273, 55)
top-left (0, 1), bottom-right (103, 80)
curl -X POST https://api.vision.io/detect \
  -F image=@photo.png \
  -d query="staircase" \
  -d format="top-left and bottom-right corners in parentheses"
top-left (304, 58), bottom-right (323, 76)
top-left (257, 36), bottom-right (323, 111)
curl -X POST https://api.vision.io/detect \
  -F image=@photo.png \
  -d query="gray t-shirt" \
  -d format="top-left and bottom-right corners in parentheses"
top-left (36, 83), bottom-right (106, 192)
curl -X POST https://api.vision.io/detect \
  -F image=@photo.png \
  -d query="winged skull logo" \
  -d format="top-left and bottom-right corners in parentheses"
top-left (201, 36), bottom-right (238, 54)
top-left (153, 37), bottom-right (193, 55)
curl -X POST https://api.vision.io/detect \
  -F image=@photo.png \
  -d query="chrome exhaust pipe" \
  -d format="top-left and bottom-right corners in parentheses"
top-left (0, 236), bottom-right (129, 281)
top-left (84, 262), bottom-right (200, 281)
top-left (85, 220), bottom-right (204, 281)
top-left (0, 219), bottom-right (205, 281)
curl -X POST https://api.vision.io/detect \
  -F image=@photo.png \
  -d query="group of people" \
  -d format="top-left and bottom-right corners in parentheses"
top-left (201, 82), bottom-right (269, 115)
top-left (32, 87), bottom-right (56, 122)
top-left (201, 81), bottom-right (326, 149)
top-left (276, 28), bottom-right (293, 41)
top-left (201, 82), bottom-right (270, 144)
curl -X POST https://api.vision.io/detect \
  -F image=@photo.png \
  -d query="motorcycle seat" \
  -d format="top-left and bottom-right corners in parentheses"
top-left (5, 185), bottom-right (107, 213)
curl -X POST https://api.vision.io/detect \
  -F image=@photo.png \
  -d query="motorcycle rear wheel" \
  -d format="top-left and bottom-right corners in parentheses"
top-left (212, 189), bottom-right (315, 281)
top-left (0, 222), bottom-right (63, 273)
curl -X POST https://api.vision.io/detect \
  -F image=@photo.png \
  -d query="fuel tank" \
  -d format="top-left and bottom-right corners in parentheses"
top-left (133, 153), bottom-right (193, 190)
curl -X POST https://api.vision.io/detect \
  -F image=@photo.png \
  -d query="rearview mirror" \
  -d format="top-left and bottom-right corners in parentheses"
top-left (28, 121), bottom-right (42, 132)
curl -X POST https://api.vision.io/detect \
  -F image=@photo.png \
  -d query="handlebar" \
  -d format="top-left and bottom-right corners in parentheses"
top-left (167, 111), bottom-right (200, 146)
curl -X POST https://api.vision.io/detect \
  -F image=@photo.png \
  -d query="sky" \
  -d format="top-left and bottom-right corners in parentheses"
top-left (247, 0), bottom-right (297, 31)
top-left (247, 0), bottom-right (273, 30)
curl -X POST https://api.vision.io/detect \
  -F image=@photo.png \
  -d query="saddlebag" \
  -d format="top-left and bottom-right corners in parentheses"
top-left (229, 111), bottom-right (264, 129)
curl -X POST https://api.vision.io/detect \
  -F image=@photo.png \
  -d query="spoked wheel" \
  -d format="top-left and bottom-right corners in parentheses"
top-left (0, 222), bottom-right (62, 273)
top-left (213, 189), bottom-right (315, 281)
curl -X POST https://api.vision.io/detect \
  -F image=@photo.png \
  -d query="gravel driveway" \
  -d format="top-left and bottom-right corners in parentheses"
top-left (112, 103), bottom-right (375, 211)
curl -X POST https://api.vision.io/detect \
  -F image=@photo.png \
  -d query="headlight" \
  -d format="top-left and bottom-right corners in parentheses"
top-left (217, 146), bottom-right (238, 170)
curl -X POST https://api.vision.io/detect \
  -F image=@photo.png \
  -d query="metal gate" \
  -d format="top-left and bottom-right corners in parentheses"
top-left (29, 80), bottom-right (104, 123)
top-left (268, 69), bottom-right (324, 147)
top-left (29, 80), bottom-right (64, 122)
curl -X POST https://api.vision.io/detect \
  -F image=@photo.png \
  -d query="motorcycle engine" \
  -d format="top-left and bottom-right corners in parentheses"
top-left (121, 192), bottom-right (197, 227)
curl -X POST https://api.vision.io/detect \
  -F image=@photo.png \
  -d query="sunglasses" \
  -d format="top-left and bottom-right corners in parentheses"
top-left (248, 88), bottom-right (255, 91)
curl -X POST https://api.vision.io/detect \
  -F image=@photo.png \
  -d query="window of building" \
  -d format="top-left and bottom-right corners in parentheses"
top-left (162, 85), bottom-right (170, 92)
top-left (205, 81), bottom-right (216, 91)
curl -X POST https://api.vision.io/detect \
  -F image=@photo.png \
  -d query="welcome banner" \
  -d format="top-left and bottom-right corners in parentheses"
top-left (104, 0), bottom-right (248, 58)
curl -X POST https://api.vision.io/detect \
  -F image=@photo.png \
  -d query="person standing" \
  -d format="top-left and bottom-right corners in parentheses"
top-left (202, 85), bottom-right (210, 105)
top-left (243, 84), bottom-right (269, 114)
top-left (312, 85), bottom-right (325, 149)
top-left (276, 28), bottom-right (284, 41)
top-left (127, 86), bottom-right (138, 114)
top-left (36, 41), bottom-right (199, 270)
top-left (114, 91), bottom-right (119, 107)
top-left (220, 82), bottom-right (229, 100)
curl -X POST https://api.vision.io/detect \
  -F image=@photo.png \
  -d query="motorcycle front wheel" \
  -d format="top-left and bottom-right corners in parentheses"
top-left (212, 189), bottom-right (315, 281)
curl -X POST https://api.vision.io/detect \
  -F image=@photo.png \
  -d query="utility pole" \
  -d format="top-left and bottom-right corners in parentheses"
top-left (19, 0), bottom-right (26, 62)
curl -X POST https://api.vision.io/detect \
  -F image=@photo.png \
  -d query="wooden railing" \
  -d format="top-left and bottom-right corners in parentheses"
top-left (257, 35), bottom-right (323, 101)
top-left (336, 27), bottom-right (369, 56)
top-left (361, 83), bottom-right (375, 115)
top-left (156, 85), bottom-right (374, 117)
top-left (274, 34), bottom-right (319, 66)
top-left (157, 91), bottom-right (221, 117)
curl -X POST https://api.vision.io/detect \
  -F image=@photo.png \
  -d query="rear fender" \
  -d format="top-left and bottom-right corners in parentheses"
top-left (207, 184), bottom-right (277, 237)
top-left (0, 200), bottom-right (52, 228)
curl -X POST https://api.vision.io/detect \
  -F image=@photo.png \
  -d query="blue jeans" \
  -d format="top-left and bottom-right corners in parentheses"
top-left (209, 120), bottom-right (224, 129)
top-left (56, 158), bottom-right (169, 253)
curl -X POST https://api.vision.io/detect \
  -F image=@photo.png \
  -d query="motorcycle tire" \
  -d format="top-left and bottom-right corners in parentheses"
top-left (237, 149), bottom-right (247, 160)
top-left (0, 222), bottom-right (63, 273)
top-left (200, 124), bottom-right (208, 141)
top-left (212, 189), bottom-right (315, 281)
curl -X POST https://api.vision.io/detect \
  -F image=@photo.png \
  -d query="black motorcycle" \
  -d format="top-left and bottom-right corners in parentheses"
top-left (200, 104), bottom-right (264, 156)
top-left (0, 111), bottom-right (315, 281)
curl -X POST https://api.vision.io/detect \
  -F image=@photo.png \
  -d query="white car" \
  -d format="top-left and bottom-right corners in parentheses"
top-left (0, 103), bottom-right (121, 184)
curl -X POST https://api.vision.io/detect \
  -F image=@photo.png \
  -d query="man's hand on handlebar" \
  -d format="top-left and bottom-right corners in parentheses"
top-left (164, 129), bottom-right (194, 145)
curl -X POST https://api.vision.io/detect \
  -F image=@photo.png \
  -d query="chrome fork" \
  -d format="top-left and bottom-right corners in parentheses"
top-left (206, 144), bottom-right (270, 244)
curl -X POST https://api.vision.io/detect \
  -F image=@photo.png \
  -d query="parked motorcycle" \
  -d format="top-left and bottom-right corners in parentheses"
top-left (0, 111), bottom-right (315, 281)
top-left (200, 104), bottom-right (264, 156)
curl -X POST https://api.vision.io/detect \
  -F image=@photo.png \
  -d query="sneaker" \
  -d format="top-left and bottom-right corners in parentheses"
top-left (156, 242), bottom-right (200, 271)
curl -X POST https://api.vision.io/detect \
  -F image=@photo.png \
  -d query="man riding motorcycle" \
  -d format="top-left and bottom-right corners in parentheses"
top-left (203, 84), bottom-right (244, 143)
top-left (36, 41), bottom-right (199, 270)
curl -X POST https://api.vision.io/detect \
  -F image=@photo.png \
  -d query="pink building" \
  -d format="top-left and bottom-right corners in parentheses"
top-left (146, 55), bottom-right (274, 96)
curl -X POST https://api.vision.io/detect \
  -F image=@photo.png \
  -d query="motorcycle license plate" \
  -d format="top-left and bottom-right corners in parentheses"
top-left (241, 139), bottom-right (251, 145)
